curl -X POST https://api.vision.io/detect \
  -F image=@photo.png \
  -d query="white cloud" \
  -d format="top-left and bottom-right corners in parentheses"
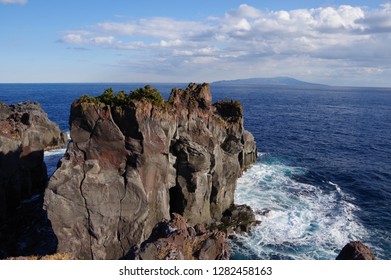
top-left (90, 36), bottom-right (115, 45)
top-left (115, 41), bottom-right (146, 50)
top-left (227, 4), bottom-right (262, 19)
top-left (95, 18), bottom-right (208, 40)
top-left (0, 0), bottom-right (27, 4)
top-left (235, 18), bottom-right (251, 31)
top-left (159, 39), bottom-right (183, 47)
top-left (316, 5), bottom-right (365, 30)
top-left (360, 3), bottom-right (391, 33)
top-left (60, 4), bottom-right (391, 86)
top-left (62, 33), bottom-right (85, 44)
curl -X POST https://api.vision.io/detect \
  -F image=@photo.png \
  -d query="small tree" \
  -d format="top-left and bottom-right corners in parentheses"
top-left (98, 88), bottom-right (115, 105)
top-left (115, 90), bottom-right (127, 105)
top-left (129, 85), bottom-right (165, 106)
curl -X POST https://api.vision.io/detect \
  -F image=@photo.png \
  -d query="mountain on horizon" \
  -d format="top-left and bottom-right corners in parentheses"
top-left (212, 77), bottom-right (326, 86)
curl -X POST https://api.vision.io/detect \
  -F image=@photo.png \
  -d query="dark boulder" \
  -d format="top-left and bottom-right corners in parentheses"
top-left (336, 241), bottom-right (375, 260)
top-left (220, 204), bottom-right (260, 235)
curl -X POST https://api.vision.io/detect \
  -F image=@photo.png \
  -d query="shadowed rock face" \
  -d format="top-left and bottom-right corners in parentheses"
top-left (0, 102), bottom-right (67, 221)
top-left (44, 83), bottom-right (257, 260)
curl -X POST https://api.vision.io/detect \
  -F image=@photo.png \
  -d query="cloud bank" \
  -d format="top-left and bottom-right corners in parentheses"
top-left (60, 3), bottom-right (391, 85)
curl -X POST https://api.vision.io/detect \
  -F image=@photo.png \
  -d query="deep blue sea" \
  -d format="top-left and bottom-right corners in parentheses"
top-left (1, 83), bottom-right (390, 260)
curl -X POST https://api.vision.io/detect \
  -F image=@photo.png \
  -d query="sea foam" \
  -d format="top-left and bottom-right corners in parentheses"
top-left (44, 148), bottom-right (66, 177)
top-left (233, 153), bottom-right (369, 259)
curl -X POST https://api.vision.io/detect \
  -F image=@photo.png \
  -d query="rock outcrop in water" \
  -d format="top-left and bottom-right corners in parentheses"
top-left (0, 101), bottom-right (67, 221)
top-left (44, 83), bottom-right (257, 260)
top-left (131, 213), bottom-right (230, 260)
top-left (336, 241), bottom-right (375, 260)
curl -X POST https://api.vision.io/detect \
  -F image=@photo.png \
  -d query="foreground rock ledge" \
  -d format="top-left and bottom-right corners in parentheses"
top-left (130, 213), bottom-right (230, 260)
top-left (44, 83), bottom-right (257, 260)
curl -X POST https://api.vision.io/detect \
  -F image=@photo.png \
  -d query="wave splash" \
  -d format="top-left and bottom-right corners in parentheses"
top-left (43, 131), bottom-right (69, 177)
top-left (44, 148), bottom-right (66, 177)
top-left (233, 153), bottom-right (369, 260)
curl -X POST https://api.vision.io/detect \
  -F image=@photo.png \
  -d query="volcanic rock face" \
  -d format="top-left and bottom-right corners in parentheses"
top-left (0, 102), bottom-right (67, 221)
top-left (44, 83), bottom-right (257, 260)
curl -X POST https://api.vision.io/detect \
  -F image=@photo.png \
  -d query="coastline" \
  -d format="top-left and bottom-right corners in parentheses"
top-left (1, 83), bottom-right (390, 260)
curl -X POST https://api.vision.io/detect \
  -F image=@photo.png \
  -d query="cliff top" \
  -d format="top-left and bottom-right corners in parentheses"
top-left (76, 83), bottom-right (243, 124)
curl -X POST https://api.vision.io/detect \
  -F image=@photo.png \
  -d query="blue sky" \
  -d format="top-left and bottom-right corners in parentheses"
top-left (1, 0), bottom-right (391, 86)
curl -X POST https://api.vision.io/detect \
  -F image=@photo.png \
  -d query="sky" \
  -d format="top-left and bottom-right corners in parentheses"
top-left (1, 0), bottom-right (391, 86)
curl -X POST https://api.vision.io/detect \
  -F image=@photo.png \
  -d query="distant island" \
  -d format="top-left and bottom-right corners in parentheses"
top-left (212, 77), bottom-right (326, 87)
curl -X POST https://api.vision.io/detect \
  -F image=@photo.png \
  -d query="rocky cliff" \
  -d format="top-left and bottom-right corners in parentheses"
top-left (0, 101), bottom-right (67, 221)
top-left (44, 83), bottom-right (257, 260)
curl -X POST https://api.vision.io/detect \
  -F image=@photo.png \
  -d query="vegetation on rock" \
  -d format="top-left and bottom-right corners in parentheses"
top-left (128, 85), bottom-right (165, 106)
top-left (80, 85), bottom-right (165, 107)
top-left (214, 98), bottom-right (243, 123)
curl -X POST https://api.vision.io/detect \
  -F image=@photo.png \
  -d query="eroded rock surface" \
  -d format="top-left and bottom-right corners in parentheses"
top-left (219, 204), bottom-right (260, 236)
top-left (131, 213), bottom-right (230, 260)
top-left (44, 83), bottom-right (257, 259)
top-left (0, 101), bottom-right (67, 221)
top-left (336, 241), bottom-right (375, 260)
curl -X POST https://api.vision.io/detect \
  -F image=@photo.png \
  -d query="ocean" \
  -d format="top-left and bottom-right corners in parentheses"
top-left (1, 83), bottom-right (390, 260)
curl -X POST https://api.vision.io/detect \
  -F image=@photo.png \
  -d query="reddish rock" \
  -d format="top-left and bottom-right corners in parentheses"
top-left (132, 214), bottom-right (230, 260)
top-left (336, 241), bottom-right (375, 260)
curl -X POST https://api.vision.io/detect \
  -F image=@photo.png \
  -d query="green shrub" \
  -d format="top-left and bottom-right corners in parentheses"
top-left (116, 90), bottom-right (127, 104)
top-left (129, 85), bottom-right (165, 106)
top-left (214, 99), bottom-right (243, 123)
top-left (97, 88), bottom-right (116, 105)
top-left (80, 85), bottom-right (165, 107)
top-left (79, 94), bottom-right (98, 103)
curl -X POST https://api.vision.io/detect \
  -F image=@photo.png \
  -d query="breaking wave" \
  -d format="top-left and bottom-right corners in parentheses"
top-left (44, 148), bottom-right (66, 177)
top-left (233, 153), bottom-right (370, 260)
top-left (44, 132), bottom-right (68, 177)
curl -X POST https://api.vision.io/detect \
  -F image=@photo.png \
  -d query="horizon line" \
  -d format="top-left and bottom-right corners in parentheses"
top-left (1, 81), bottom-right (391, 89)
